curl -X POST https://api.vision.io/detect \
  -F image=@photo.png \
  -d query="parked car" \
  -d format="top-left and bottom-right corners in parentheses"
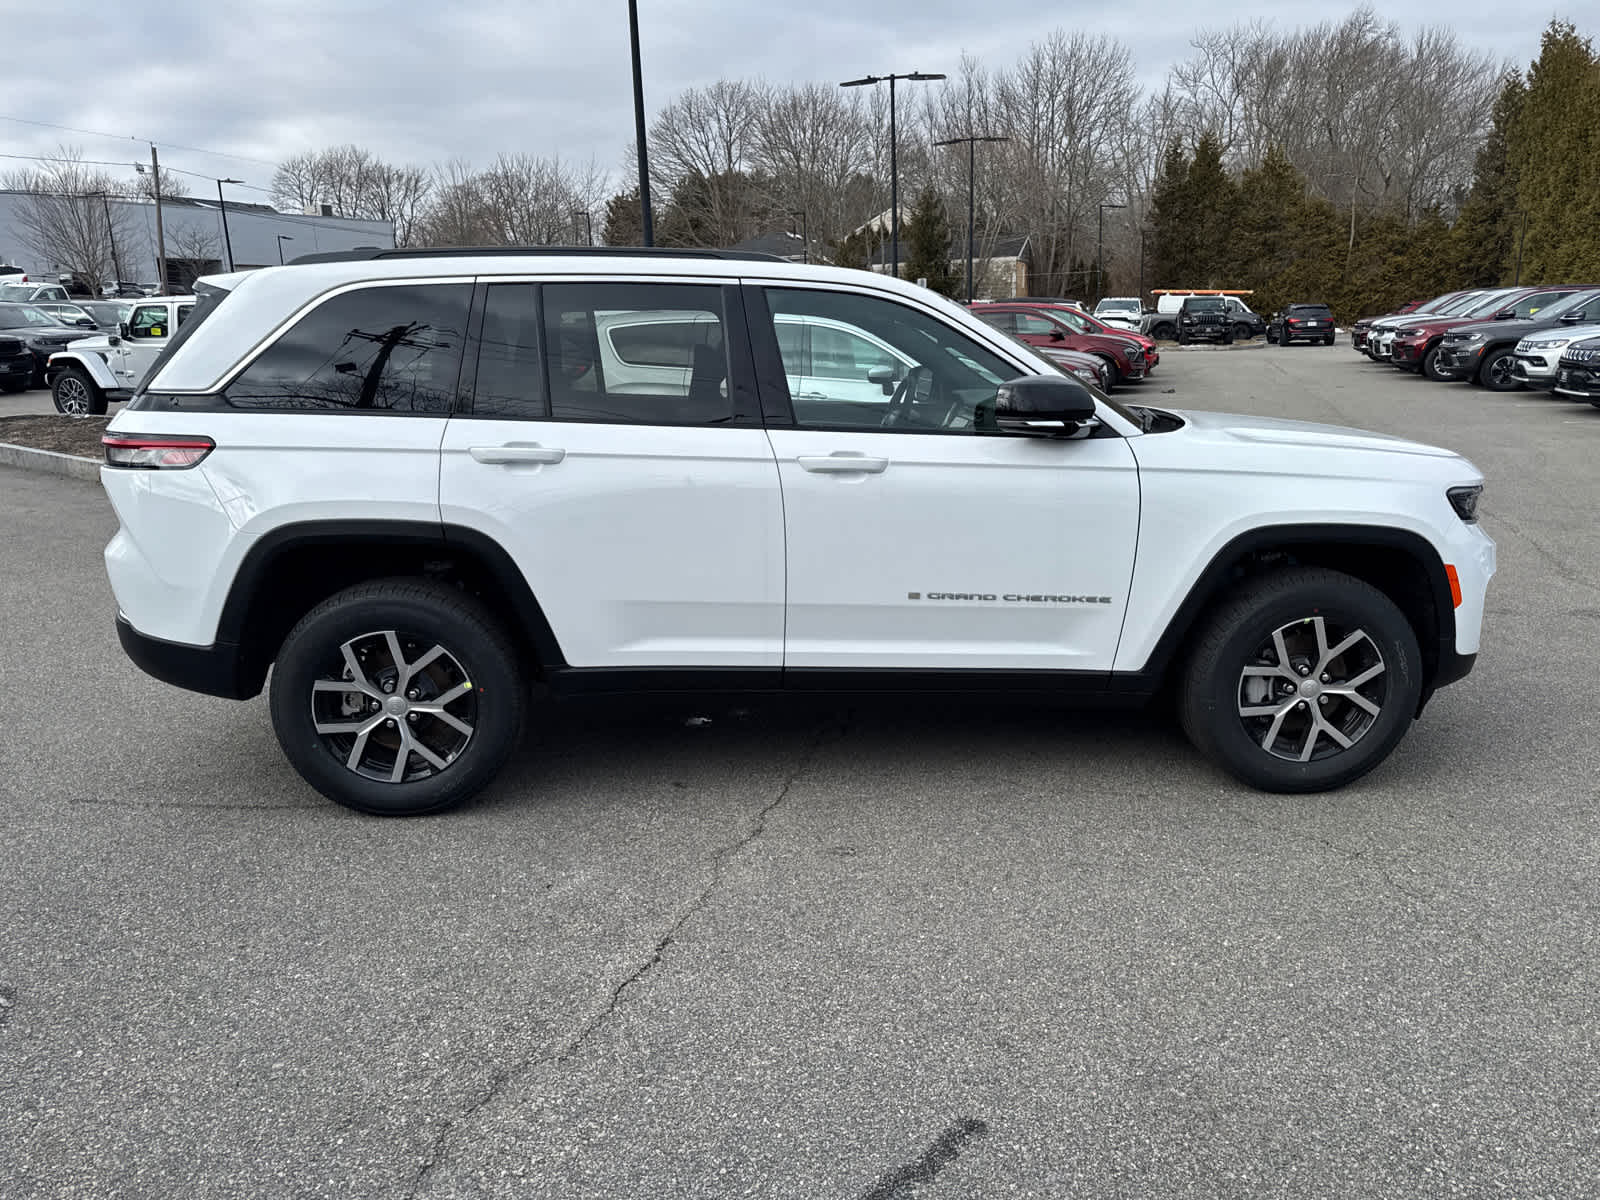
top-left (0, 333), bottom-right (36, 392)
top-left (0, 282), bottom-right (70, 304)
top-left (1428, 288), bottom-right (1600, 388)
top-left (1064, 306), bottom-right (1163, 367)
top-left (100, 280), bottom-right (153, 299)
top-left (29, 301), bottom-right (99, 331)
top-left (0, 302), bottom-right (98, 387)
top-left (970, 302), bottom-right (1152, 385)
top-left (100, 246), bottom-right (1493, 814)
top-left (72, 300), bottom-right (136, 332)
top-left (1366, 290), bottom-right (1513, 361)
top-left (1176, 295), bottom-right (1235, 344)
top-left (1553, 335), bottom-right (1600, 406)
top-left (1092, 297), bottom-right (1143, 332)
top-left (1389, 287), bottom-right (1575, 380)
top-left (1145, 292), bottom-right (1264, 340)
top-left (1269, 304), bottom-right (1338, 346)
top-left (45, 296), bottom-right (195, 415)
top-left (1351, 301), bottom-right (1424, 352)
top-left (1512, 320), bottom-right (1600, 392)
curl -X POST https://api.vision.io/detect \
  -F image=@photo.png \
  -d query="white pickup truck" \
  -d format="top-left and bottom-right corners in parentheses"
top-left (45, 295), bottom-right (195, 415)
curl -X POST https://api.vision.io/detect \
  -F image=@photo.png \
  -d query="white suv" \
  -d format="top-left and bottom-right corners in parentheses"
top-left (100, 248), bottom-right (1495, 815)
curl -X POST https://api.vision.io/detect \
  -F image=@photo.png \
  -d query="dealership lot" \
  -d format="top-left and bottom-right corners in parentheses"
top-left (4, 345), bottom-right (1600, 1197)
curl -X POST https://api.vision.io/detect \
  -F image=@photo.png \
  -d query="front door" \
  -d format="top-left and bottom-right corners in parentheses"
top-left (117, 301), bottom-right (192, 388)
top-left (753, 284), bottom-right (1140, 675)
top-left (439, 279), bottom-right (785, 675)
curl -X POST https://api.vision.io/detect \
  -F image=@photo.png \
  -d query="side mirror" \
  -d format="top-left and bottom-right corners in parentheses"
top-left (992, 374), bottom-right (1098, 436)
top-left (867, 364), bottom-right (896, 395)
top-left (1494, 308), bottom-right (1516, 320)
top-left (76, 317), bottom-right (94, 327)
top-left (1048, 329), bottom-right (1065, 342)
top-left (118, 322), bottom-right (130, 338)
top-left (1560, 311), bottom-right (1583, 323)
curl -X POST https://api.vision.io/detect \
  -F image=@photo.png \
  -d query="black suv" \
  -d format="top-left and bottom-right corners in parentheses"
top-left (1270, 304), bottom-right (1337, 345)
top-left (1176, 296), bottom-right (1233, 344)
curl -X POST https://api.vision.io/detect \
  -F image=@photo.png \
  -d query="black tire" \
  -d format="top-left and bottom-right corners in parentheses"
top-left (1478, 347), bottom-right (1521, 392)
top-left (269, 578), bottom-right (527, 816)
top-left (1421, 346), bottom-right (1451, 382)
top-left (52, 366), bottom-right (105, 416)
top-left (1323, 334), bottom-right (1335, 346)
top-left (1153, 322), bottom-right (1176, 340)
top-left (1223, 330), bottom-right (1235, 345)
top-left (1176, 330), bottom-right (1189, 345)
top-left (1095, 355), bottom-right (1121, 387)
top-left (0, 380), bottom-right (25, 394)
top-left (1267, 329), bottom-right (1279, 344)
top-left (1233, 323), bottom-right (1251, 341)
top-left (1178, 567), bottom-right (1422, 793)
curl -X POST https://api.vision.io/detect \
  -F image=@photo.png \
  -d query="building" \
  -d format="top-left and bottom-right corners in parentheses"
top-left (0, 190), bottom-right (393, 290)
top-left (869, 233), bottom-right (1033, 298)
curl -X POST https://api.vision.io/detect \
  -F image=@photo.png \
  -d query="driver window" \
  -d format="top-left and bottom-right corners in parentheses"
top-left (764, 287), bottom-right (1018, 433)
top-left (130, 305), bottom-right (168, 338)
top-left (1014, 313), bottom-right (1059, 337)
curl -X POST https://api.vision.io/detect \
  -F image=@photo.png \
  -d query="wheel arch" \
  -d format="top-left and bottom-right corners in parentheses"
top-left (1120, 524), bottom-right (1456, 698)
top-left (218, 520), bottom-right (566, 698)
top-left (49, 351), bottom-right (116, 391)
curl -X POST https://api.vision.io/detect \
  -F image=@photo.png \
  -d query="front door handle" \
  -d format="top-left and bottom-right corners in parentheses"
top-left (469, 444), bottom-right (566, 465)
top-left (796, 454), bottom-right (888, 474)
top-left (795, 391), bottom-right (831, 399)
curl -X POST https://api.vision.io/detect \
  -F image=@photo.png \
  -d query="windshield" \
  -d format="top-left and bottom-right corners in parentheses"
top-left (0, 303), bottom-right (62, 327)
top-left (1096, 299), bottom-right (1140, 313)
top-left (1456, 289), bottom-right (1521, 317)
top-left (1186, 298), bottom-right (1226, 311)
top-left (0, 284), bottom-right (37, 301)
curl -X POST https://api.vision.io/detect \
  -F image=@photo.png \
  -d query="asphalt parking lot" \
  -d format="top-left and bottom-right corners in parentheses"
top-left (4, 344), bottom-right (1599, 1198)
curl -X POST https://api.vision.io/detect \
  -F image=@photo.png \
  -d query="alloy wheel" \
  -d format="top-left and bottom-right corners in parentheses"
top-left (1236, 615), bottom-right (1387, 762)
top-left (55, 375), bottom-right (90, 416)
top-left (309, 629), bottom-right (478, 784)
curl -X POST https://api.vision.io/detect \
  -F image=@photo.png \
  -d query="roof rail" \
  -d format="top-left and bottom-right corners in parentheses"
top-left (287, 245), bottom-right (786, 266)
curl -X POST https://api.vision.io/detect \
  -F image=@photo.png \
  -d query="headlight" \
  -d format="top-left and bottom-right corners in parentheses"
top-left (1460, 332), bottom-right (1486, 343)
top-left (1526, 337), bottom-right (1571, 350)
top-left (1448, 485), bottom-right (1482, 523)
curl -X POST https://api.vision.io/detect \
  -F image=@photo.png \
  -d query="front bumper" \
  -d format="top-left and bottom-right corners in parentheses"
top-left (1391, 339), bottom-right (1425, 367)
top-left (1553, 363), bottom-right (1600, 401)
top-left (0, 355), bottom-right (31, 383)
top-left (1434, 343), bottom-right (1483, 376)
top-left (1512, 354), bottom-right (1558, 390)
top-left (1179, 323), bottom-right (1230, 341)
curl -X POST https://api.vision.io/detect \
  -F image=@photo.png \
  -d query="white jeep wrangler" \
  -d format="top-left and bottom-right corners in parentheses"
top-left (99, 249), bottom-right (1494, 816)
top-left (46, 295), bottom-right (195, 415)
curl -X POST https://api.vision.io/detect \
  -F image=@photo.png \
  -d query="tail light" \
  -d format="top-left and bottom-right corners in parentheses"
top-left (103, 433), bottom-right (215, 469)
top-left (1287, 318), bottom-right (1302, 326)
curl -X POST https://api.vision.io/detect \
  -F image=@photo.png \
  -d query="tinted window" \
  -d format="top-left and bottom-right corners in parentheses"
top-left (1507, 290), bottom-right (1572, 318)
top-left (223, 283), bottom-right (469, 413)
top-left (1014, 313), bottom-right (1060, 337)
top-left (472, 283), bottom-right (545, 418)
top-left (1288, 305), bottom-right (1332, 316)
top-left (543, 282), bottom-right (732, 425)
top-left (130, 305), bottom-right (169, 336)
top-left (1186, 298), bottom-right (1226, 311)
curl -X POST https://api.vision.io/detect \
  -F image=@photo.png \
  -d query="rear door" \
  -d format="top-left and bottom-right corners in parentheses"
top-left (438, 278), bottom-right (785, 676)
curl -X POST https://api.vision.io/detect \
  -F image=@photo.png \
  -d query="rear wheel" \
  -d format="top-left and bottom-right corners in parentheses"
top-left (1152, 322), bottom-right (1176, 340)
top-left (1179, 568), bottom-right (1422, 793)
top-left (51, 366), bottom-right (105, 416)
top-left (269, 578), bottom-right (527, 816)
top-left (1323, 334), bottom-right (1335, 346)
top-left (1478, 347), bottom-right (1521, 392)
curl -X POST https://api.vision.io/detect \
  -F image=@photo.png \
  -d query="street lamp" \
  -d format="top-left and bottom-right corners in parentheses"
top-left (216, 178), bottom-right (243, 272)
top-left (840, 71), bottom-right (946, 278)
top-left (628, 0), bottom-right (653, 246)
top-left (789, 209), bottom-right (808, 264)
top-left (934, 134), bottom-right (1009, 303)
top-left (1097, 201), bottom-right (1126, 303)
top-left (276, 235), bottom-right (294, 265)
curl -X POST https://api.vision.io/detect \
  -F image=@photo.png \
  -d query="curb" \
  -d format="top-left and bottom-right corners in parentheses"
top-left (0, 442), bottom-right (101, 482)
top-left (1153, 339), bottom-right (1269, 352)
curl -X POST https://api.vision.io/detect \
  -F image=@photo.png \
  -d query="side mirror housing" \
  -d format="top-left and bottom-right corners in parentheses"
top-left (867, 364), bottom-right (896, 395)
top-left (992, 374), bottom-right (1098, 436)
top-left (1560, 311), bottom-right (1583, 323)
top-left (1494, 308), bottom-right (1516, 320)
top-left (118, 322), bottom-right (130, 339)
top-left (1048, 328), bottom-right (1065, 341)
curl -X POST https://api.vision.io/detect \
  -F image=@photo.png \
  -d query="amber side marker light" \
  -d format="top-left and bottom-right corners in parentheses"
top-left (103, 434), bottom-right (215, 470)
top-left (1445, 564), bottom-right (1463, 609)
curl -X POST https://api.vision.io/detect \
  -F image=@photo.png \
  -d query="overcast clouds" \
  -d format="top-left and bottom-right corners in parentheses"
top-left (0, 1), bottom-right (1578, 198)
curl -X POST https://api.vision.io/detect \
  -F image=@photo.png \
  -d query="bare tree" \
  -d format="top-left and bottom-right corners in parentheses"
top-left (165, 224), bottom-right (222, 289)
top-left (1, 148), bottom-right (139, 292)
top-left (124, 167), bottom-right (192, 201)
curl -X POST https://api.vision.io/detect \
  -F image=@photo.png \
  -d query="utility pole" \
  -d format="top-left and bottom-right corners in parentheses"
top-left (1097, 201), bottom-right (1126, 304)
top-left (150, 146), bottom-right (168, 295)
top-left (90, 192), bottom-right (123, 288)
top-left (216, 178), bottom-right (242, 272)
top-left (934, 134), bottom-right (1009, 303)
top-left (789, 210), bottom-right (809, 263)
top-left (628, 0), bottom-right (654, 246)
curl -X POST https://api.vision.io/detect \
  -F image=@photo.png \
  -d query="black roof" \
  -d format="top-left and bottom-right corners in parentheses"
top-left (288, 245), bottom-right (785, 266)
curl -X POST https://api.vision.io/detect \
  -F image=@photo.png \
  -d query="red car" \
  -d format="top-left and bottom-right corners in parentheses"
top-left (971, 302), bottom-right (1156, 386)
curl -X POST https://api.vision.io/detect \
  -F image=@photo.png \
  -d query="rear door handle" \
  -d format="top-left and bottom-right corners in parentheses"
top-left (796, 454), bottom-right (888, 474)
top-left (469, 444), bottom-right (566, 465)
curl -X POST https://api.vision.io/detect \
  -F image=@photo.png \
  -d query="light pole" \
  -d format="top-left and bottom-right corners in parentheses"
top-left (934, 134), bottom-right (1009, 303)
top-left (1097, 201), bottom-right (1126, 303)
top-left (628, 0), bottom-right (653, 246)
top-left (276, 235), bottom-right (294, 265)
top-left (573, 210), bottom-right (593, 246)
top-left (789, 209), bottom-right (808, 263)
top-left (840, 71), bottom-right (946, 279)
top-left (216, 178), bottom-right (242, 272)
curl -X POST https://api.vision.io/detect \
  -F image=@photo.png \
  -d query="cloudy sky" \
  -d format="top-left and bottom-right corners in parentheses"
top-left (0, 0), bottom-right (1576, 200)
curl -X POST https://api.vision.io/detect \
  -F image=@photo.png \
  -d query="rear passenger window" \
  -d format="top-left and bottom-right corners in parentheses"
top-left (223, 283), bottom-right (469, 413)
top-left (543, 282), bottom-right (733, 425)
top-left (472, 283), bottom-right (544, 418)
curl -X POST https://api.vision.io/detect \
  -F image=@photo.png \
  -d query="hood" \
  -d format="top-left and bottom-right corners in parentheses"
top-left (1516, 321), bottom-right (1600, 349)
top-left (58, 331), bottom-right (114, 352)
top-left (1166, 408), bottom-right (1463, 461)
top-left (1444, 313), bottom-right (1588, 340)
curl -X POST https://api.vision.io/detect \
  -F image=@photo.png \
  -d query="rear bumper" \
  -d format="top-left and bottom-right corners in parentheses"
top-left (116, 614), bottom-right (258, 700)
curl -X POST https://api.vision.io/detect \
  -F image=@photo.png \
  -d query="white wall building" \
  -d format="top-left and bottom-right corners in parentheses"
top-left (0, 190), bottom-right (393, 287)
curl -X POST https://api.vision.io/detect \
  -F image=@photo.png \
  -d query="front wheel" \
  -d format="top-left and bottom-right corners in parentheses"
top-left (1479, 348), bottom-right (1521, 392)
top-left (52, 366), bottom-right (105, 416)
top-left (1179, 568), bottom-right (1422, 793)
top-left (1421, 347), bottom-right (1451, 382)
top-left (269, 578), bottom-right (527, 816)
top-left (1233, 323), bottom-right (1251, 341)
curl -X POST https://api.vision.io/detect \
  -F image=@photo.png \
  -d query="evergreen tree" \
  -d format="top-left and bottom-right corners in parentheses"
top-left (831, 225), bottom-right (885, 272)
top-left (1451, 74), bottom-right (1524, 285)
top-left (1507, 21), bottom-right (1600, 281)
top-left (1185, 131), bottom-right (1237, 288)
top-left (902, 188), bottom-right (958, 296)
top-left (1149, 140), bottom-right (1195, 289)
top-left (601, 187), bottom-right (642, 247)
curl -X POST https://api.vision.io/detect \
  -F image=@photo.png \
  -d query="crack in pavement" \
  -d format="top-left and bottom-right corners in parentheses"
top-left (404, 716), bottom-right (845, 1197)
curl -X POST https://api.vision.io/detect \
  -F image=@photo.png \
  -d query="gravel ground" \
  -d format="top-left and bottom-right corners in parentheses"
top-left (3, 345), bottom-right (1599, 1198)
top-left (0, 414), bottom-right (110, 456)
